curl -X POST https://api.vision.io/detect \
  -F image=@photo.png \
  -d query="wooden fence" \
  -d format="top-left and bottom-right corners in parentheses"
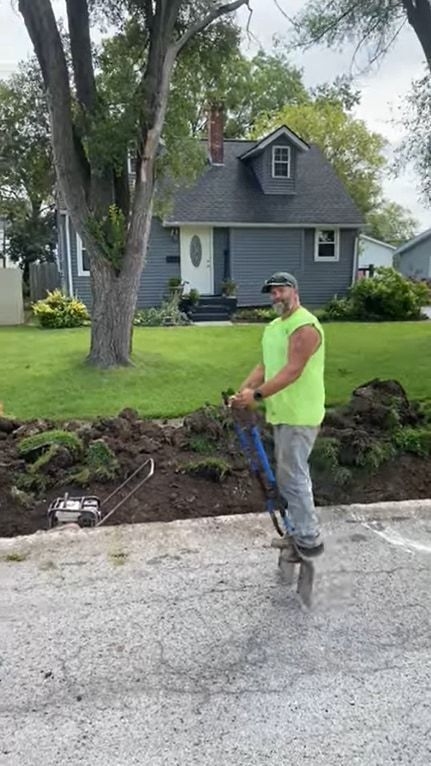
top-left (29, 262), bottom-right (61, 302)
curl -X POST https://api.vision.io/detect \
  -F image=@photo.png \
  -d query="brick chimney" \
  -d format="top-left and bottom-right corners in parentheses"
top-left (207, 104), bottom-right (224, 165)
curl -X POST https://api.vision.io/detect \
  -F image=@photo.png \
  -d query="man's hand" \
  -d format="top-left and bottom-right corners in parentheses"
top-left (231, 388), bottom-right (255, 409)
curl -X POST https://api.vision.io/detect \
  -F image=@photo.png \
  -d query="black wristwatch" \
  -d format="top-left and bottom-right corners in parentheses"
top-left (253, 389), bottom-right (263, 401)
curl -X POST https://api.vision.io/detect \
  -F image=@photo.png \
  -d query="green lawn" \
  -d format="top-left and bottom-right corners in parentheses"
top-left (1, 322), bottom-right (431, 420)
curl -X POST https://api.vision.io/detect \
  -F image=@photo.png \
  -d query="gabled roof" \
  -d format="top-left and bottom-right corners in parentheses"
top-left (360, 234), bottom-right (396, 250)
top-left (239, 125), bottom-right (309, 160)
top-left (395, 227), bottom-right (431, 256)
top-left (164, 140), bottom-right (363, 227)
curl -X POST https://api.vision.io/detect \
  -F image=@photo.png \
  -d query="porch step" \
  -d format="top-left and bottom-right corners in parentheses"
top-left (192, 312), bottom-right (232, 323)
top-left (190, 296), bottom-right (237, 323)
top-left (197, 296), bottom-right (237, 308)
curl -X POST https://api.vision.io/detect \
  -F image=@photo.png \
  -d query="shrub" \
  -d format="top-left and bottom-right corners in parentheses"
top-left (188, 288), bottom-right (200, 306)
top-left (310, 437), bottom-right (352, 484)
top-left (179, 289), bottom-right (200, 316)
top-left (167, 277), bottom-right (185, 298)
top-left (221, 279), bottom-right (237, 296)
top-left (310, 437), bottom-right (340, 472)
top-left (233, 307), bottom-right (277, 323)
top-left (417, 401), bottom-right (431, 424)
top-left (393, 427), bottom-right (431, 457)
top-left (320, 297), bottom-right (354, 322)
top-left (350, 268), bottom-right (430, 321)
top-left (32, 290), bottom-right (89, 329)
top-left (134, 296), bottom-right (191, 327)
top-left (361, 441), bottom-right (396, 471)
top-left (322, 268), bottom-right (430, 323)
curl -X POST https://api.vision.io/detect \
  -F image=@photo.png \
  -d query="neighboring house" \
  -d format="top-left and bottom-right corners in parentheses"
top-left (395, 228), bottom-right (431, 280)
top-left (58, 113), bottom-right (364, 317)
top-left (358, 234), bottom-right (395, 276)
top-left (0, 217), bottom-right (20, 269)
top-left (0, 217), bottom-right (14, 269)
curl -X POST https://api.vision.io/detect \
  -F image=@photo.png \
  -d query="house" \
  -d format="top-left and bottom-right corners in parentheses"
top-left (395, 228), bottom-right (431, 281)
top-left (0, 217), bottom-right (15, 269)
top-left (357, 234), bottom-right (395, 277)
top-left (58, 111), bottom-right (364, 319)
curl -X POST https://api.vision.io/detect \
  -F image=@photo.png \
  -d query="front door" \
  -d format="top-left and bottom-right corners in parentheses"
top-left (180, 227), bottom-right (213, 294)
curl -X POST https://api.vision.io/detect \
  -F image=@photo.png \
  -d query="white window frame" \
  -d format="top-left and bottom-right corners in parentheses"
top-left (272, 145), bottom-right (291, 179)
top-left (314, 228), bottom-right (340, 263)
top-left (76, 234), bottom-right (90, 276)
top-left (128, 154), bottom-right (137, 177)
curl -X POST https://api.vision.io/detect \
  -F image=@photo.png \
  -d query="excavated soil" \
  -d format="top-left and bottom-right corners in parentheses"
top-left (1, 380), bottom-right (431, 538)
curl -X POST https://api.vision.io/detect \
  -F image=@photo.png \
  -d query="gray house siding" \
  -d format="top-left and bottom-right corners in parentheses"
top-left (398, 239), bottom-right (431, 280)
top-left (136, 220), bottom-right (180, 307)
top-left (66, 217), bottom-right (180, 309)
top-left (302, 229), bottom-right (357, 305)
top-left (250, 136), bottom-right (297, 195)
top-left (231, 227), bottom-right (357, 307)
top-left (68, 216), bottom-right (92, 305)
top-left (231, 228), bottom-right (303, 306)
top-left (213, 228), bottom-right (230, 293)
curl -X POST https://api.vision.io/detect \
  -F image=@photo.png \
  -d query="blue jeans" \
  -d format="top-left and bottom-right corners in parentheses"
top-left (273, 425), bottom-right (321, 547)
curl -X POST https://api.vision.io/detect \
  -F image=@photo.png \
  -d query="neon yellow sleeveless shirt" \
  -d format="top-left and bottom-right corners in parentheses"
top-left (262, 307), bottom-right (325, 427)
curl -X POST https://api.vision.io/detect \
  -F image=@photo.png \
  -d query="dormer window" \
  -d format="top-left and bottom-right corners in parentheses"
top-left (272, 145), bottom-right (291, 178)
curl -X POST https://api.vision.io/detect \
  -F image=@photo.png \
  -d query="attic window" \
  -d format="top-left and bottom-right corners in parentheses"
top-left (314, 229), bottom-right (340, 262)
top-left (272, 145), bottom-right (291, 178)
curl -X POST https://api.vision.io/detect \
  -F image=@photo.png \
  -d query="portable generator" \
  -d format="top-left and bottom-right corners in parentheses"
top-left (47, 494), bottom-right (102, 529)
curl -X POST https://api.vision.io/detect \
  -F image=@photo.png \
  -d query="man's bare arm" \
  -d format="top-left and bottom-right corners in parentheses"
top-left (239, 363), bottom-right (265, 391)
top-left (257, 326), bottom-right (321, 399)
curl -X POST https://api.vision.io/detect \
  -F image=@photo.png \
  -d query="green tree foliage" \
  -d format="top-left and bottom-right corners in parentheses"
top-left (0, 60), bottom-right (55, 277)
top-left (366, 201), bottom-right (418, 246)
top-left (399, 71), bottom-right (431, 205)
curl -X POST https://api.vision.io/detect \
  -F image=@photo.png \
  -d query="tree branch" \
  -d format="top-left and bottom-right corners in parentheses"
top-left (273, 0), bottom-right (300, 30)
top-left (298, 0), bottom-right (365, 49)
top-left (65, 0), bottom-right (97, 112)
top-left (174, 0), bottom-right (250, 54)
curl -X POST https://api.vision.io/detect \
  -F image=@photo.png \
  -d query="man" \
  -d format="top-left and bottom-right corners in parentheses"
top-left (232, 272), bottom-right (325, 558)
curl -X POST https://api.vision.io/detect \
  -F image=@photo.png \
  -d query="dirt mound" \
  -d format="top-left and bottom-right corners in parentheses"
top-left (0, 380), bottom-right (430, 538)
top-left (320, 379), bottom-right (423, 468)
top-left (326, 379), bottom-right (419, 433)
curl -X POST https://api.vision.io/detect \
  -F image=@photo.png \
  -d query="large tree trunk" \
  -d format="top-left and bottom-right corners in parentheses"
top-left (88, 256), bottom-right (140, 368)
top-left (402, 0), bottom-right (431, 71)
top-left (86, 195), bottom-right (154, 368)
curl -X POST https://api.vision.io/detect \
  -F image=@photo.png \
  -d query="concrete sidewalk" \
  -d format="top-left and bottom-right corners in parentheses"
top-left (1, 501), bottom-right (431, 765)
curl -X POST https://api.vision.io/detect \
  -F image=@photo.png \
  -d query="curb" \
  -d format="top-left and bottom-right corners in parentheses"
top-left (0, 498), bottom-right (430, 551)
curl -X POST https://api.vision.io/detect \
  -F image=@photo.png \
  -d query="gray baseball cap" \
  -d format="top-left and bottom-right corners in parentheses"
top-left (261, 271), bottom-right (298, 293)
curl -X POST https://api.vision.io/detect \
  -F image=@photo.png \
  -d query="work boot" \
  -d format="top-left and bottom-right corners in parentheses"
top-left (271, 534), bottom-right (302, 562)
top-left (295, 540), bottom-right (324, 559)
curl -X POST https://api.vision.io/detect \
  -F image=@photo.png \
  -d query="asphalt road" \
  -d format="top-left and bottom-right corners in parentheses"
top-left (1, 501), bottom-right (431, 765)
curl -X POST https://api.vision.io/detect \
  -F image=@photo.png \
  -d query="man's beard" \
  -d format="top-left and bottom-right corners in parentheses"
top-left (273, 300), bottom-right (291, 316)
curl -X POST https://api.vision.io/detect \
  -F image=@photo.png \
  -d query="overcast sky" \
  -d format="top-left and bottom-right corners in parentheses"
top-left (1, 0), bottom-right (429, 229)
